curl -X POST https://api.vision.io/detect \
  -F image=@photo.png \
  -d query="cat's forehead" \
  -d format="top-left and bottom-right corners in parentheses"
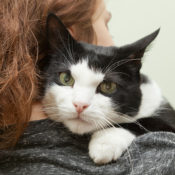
top-left (70, 60), bottom-right (104, 86)
top-left (80, 42), bottom-right (116, 56)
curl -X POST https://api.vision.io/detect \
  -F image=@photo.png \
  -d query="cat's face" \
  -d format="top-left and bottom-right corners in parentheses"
top-left (39, 14), bottom-right (159, 134)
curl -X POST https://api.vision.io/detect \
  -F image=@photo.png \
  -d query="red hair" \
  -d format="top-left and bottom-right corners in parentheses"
top-left (0, 0), bottom-right (97, 149)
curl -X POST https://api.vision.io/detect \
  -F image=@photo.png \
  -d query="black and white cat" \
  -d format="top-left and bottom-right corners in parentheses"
top-left (38, 14), bottom-right (175, 164)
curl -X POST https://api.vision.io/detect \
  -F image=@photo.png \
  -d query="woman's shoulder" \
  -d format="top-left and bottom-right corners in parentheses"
top-left (0, 121), bottom-right (175, 175)
top-left (18, 119), bottom-right (90, 147)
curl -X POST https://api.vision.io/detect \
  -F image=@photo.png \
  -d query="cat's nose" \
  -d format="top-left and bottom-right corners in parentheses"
top-left (73, 102), bottom-right (89, 114)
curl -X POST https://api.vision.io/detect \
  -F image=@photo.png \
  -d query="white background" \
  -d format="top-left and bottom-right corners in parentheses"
top-left (106, 0), bottom-right (175, 107)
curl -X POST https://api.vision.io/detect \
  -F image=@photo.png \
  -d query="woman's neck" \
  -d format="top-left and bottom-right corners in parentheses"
top-left (30, 102), bottom-right (48, 121)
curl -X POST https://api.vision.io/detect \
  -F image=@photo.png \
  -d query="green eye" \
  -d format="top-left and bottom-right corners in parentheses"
top-left (99, 82), bottom-right (117, 94)
top-left (59, 72), bottom-right (74, 86)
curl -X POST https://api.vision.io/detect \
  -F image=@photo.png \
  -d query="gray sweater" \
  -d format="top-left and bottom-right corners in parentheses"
top-left (0, 119), bottom-right (175, 175)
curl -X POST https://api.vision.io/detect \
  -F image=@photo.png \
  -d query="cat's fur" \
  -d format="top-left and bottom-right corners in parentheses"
top-left (38, 14), bottom-right (175, 164)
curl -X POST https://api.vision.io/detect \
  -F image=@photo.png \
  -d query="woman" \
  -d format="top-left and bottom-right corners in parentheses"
top-left (0, 0), bottom-right (175, 174)
top-left (0, 0), bottom-right (113, 149)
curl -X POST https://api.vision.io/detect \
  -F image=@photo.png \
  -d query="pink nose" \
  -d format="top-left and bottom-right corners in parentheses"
top-left (73, 102), bottom-right (89, 114)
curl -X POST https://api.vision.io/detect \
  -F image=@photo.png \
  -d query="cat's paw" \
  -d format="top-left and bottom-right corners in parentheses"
top-left (89, 140), bottom-right (121, 164)
top-left (89, 128), bottom-right (136, 164)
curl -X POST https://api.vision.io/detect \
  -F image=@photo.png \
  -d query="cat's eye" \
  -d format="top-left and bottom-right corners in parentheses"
top-left (59, 72), bottom-right (74, 86)
top-left (99, 81), bottom-right (117, 94)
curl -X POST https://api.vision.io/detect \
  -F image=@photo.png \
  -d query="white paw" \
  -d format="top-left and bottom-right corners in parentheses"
top-left (89, 140), bottom-right (123, 164)
top-left (89, 128), bottom-right (136, 164)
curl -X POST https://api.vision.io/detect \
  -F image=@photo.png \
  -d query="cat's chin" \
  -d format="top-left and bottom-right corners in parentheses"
top-left (63, 118), bottom-right (96, 135)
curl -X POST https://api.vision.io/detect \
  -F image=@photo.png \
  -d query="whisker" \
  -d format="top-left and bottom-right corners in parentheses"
top-left (109, 106), bottom-right (150, 133)
top-left (116, 112), bottom-right (150, 133)
top-left (104, 58), bottom-right (140, 74)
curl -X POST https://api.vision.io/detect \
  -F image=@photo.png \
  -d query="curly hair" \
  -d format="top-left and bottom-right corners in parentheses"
top-left (0, 0), bottom-right (97, 149)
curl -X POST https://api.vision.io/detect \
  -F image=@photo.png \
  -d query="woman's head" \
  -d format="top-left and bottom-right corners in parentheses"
top-left (0, 0), bottom-right (112, 149)
top-left (48, 0), bottom-right (96, 43)
top-left (48, 0), bottom-right (113, 45)
top-left (92, 0), bottom-right (114, 46)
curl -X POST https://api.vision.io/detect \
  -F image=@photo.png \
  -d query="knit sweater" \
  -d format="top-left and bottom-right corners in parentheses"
top-left (0, 119), bottom-right (175, 175)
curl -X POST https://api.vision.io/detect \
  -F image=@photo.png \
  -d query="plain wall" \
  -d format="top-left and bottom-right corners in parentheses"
top-left (106, 0), bottom-right (175, 107)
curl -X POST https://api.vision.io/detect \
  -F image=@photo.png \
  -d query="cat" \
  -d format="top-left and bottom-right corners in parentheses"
top-left (38, 14), bottom-right (175, 164)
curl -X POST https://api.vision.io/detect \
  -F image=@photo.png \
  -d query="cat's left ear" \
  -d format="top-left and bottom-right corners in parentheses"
top-left (118, 29), bottom-right (160, 62)
top-left (46, 13), bottom-right (76, 50)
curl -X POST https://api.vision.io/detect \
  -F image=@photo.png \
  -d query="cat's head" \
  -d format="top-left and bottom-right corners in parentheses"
top-left (39, 14), bottom-right (159, 134)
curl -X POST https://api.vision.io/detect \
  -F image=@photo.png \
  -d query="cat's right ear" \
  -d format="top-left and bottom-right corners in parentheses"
top-left (46, 13), bottom-right (75, 50)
